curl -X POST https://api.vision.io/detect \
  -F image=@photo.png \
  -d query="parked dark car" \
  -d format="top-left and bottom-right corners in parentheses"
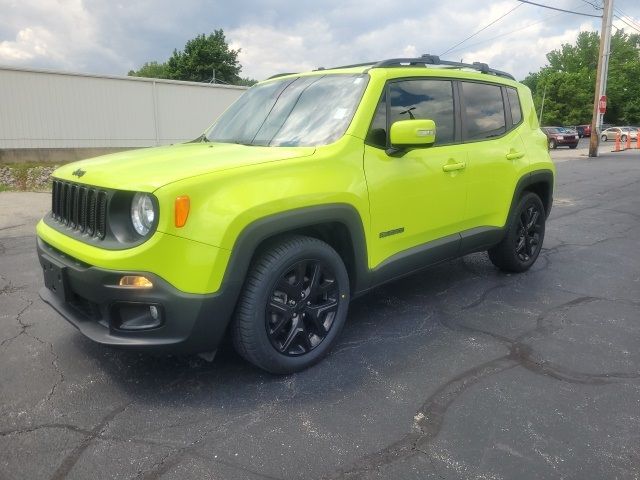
top-left (576, 124), bottom-right (591, 137)
top-left (541, 126), bottom-right (579, 149)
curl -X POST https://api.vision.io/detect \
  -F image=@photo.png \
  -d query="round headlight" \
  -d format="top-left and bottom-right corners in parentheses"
top-left (131, 193), bottom-right (155, 236)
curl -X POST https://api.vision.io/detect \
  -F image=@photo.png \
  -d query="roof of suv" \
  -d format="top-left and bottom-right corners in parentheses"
top-left (268, 54), bottom-right (516, 83)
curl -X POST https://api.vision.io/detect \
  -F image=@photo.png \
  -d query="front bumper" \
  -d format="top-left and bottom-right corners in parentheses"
top-left (37, 238), bottom-right (239, 353)
top-left (555, 137), bottom-right (579, 146)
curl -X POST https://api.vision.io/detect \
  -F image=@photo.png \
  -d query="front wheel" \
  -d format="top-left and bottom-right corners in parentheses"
top-left (601, 134), bottom-right (607, 142)
top-left (231, 235), bottom-right (350, 374)
top-left (621, 135), bottom-right (628, 143)
top-left (549, 139), bottom-right (557, 149)
top-left (488, 192), bottom-right (546, 273)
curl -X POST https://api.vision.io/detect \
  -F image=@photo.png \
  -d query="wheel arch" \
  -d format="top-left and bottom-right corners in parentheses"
top-left (222, 204), bottom-right (370, 297)
top-left (509, 170), bottom-right (554, 221)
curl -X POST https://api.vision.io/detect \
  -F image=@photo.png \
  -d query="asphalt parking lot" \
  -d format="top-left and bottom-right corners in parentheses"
top-left (1, 141), bottom-right (639, 480)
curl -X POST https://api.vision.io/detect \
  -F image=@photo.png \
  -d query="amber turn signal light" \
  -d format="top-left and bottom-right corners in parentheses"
top-left (119, 276), bottom-right (153, 288)
top-left (175, 195), bottom-right (190, 227)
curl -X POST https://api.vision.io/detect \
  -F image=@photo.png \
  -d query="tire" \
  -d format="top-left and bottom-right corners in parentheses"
top-left (549, 139), bottom-right (557, 149)
top-left (488, 192), bottom-right (546, 273)
top-left (601, 134), bottom-right (607, 142)
top-left (621, 135), bottom-right (627, 143)
top-left (231, 235), bottom-right (350, 374)
top-left (569, 144), bottom-right (577, 149)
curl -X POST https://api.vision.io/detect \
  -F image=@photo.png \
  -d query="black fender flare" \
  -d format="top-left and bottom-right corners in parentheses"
top-left (508, 169), bottom-right (555, 222)
top-left (219, 203), bottom-right (370, 301)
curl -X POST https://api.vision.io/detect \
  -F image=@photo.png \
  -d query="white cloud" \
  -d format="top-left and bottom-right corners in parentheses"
top-left (0, 27), bottom-right (50, 61)
top-left (0, 0), bottom-right (638, 80)
top-left (0, 0), bottom-right (124, 71)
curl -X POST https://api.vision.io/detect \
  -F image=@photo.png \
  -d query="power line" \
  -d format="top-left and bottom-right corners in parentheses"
top-left (440, 3), bottom-right (523, 56)
top-left (445, 11), bottom-right (565, 55)
top-left (614, 15), bottom-right (640, 34)
top-left (517, 0), bottom-right (602, 18)
top-left (578, 0), bottom-right (603, 10)
top-left (614, 9), bottom-right (640, 32)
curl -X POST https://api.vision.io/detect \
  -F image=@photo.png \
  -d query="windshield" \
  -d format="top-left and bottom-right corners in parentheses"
top-left (205, 74), bottom-right (368, 147)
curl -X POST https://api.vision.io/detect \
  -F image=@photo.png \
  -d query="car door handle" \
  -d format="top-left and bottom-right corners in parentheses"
top-left (506, 151), bottom-right (525, 160)
top-left (442, 162), bottom-right (466, 172)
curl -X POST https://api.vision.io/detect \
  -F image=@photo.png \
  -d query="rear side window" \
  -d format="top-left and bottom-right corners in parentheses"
top-left (507, 88), bottom-right (522, 125)
top-left (389, 80), bottom-right (455, 145)
top-left (462, 82), bottom-right (506, 140)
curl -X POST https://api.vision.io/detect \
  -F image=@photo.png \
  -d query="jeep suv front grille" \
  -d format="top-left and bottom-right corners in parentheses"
top-left (51, 180), bottom-right (108, 239)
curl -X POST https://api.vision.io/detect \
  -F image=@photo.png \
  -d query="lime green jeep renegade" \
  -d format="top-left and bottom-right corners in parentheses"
top-left (37, 55), bottom-right (554, 374)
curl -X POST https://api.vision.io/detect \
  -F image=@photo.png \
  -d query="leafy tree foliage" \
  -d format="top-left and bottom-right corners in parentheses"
top-left (128, 30), bottom-right (257, 86)
top-left (128, 61), bottom-right (170, 79)
top-left (522, 30), bottom-right (640, 126)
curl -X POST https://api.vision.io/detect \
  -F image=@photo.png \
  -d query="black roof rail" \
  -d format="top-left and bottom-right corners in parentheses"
top-left (370, 54), bottom-right (515, 80)
top-left (267, 72), bottom-right (298, 80)
top-left (313, 62), bottom-right (377, 71)
top-left (267, 55), bottom-right (515, 81)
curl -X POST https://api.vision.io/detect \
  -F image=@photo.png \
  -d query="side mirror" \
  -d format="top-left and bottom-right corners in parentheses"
top-left (387, 119), bottom-right (436, 156)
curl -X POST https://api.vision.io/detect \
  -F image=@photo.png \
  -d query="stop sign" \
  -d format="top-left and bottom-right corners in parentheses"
top-left (599, 95), bottom-right (607, 114)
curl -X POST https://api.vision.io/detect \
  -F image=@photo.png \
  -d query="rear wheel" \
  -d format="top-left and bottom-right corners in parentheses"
top-left (488, 192), bottom-right (545, 273)
top-left (232, 235), bottom-right (350, 374)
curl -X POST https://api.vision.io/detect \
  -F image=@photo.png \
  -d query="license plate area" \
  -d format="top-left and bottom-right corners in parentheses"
top-left (42, 256), bottom-right (69, 303)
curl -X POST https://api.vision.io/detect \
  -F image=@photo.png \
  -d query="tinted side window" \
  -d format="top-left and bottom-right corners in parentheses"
top-left (462, 82), bottom-right (506, 140)
top-left (389, 80), bottom-right (455, 145)
top-left (507, 87), bottom-right (522, 125)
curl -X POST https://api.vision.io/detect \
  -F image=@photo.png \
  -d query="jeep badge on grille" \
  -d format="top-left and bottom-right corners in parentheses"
top-left (72, 168), bottom-right (86, 178)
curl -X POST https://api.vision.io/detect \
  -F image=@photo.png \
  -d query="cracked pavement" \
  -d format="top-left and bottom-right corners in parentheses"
top-left (1, 148), bottom-right (639, 479)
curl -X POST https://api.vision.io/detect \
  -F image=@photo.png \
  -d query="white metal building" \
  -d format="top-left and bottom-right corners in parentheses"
top-left (0, 66), bottom-right (246, 150)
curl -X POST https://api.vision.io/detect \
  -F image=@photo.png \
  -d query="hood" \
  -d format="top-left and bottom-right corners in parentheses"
top-left (53, 142), bottom-right (316, 191)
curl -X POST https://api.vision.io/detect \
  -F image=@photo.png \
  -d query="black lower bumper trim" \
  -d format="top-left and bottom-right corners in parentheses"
top-left (37, 238), bottom-right (240, 354)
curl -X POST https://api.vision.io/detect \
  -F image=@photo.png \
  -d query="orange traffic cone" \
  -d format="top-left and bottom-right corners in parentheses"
top-left (614, 132), bottom-right (621, 152)
top-left (625, 133), bottom-right (632, 150)
top-left (636, 134), bottom-right (640, 149)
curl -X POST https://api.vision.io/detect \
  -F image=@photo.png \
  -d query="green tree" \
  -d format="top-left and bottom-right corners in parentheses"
top-left (128, 29), bottom-right (257, 86)
top-left (128, 61), bottom-right (170, 78)
top-left (522, 30), bottom-right (640, 126)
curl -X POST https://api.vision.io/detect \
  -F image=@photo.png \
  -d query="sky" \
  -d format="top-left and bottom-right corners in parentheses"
top-left (0, 0), bottom-right (638, 82)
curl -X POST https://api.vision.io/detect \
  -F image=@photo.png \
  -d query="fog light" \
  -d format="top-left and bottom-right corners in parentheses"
top-left (111, 303), bottom-right (163, 330)
top-left (119, 276), bottom-right (153, 288)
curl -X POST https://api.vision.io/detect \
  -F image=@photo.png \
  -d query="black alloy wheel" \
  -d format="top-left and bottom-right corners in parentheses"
top-left (266, 259), bottom-right (339, 356)
top-left (488, 192), bottom-right (546, 273)
top-left (515, 203), bottom-right (542, 263)
top-left (232, 235), bottom-right (350, 374)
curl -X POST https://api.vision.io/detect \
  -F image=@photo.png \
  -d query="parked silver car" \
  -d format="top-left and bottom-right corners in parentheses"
top-left (600, 127), bottom-right (638, 142)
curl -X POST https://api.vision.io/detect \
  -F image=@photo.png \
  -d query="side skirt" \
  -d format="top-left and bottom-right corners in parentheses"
top-left (354, 226), bottom-right (504, 297)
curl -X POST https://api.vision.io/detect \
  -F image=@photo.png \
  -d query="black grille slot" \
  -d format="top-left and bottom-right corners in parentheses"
top-left (51, 180), bottom-right (108, 240)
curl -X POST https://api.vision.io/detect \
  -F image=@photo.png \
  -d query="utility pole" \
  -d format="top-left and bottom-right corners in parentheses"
top-left (589, 0), bottom-right (614, 157)
top-left (539, 83), bottom-right (547, 125)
